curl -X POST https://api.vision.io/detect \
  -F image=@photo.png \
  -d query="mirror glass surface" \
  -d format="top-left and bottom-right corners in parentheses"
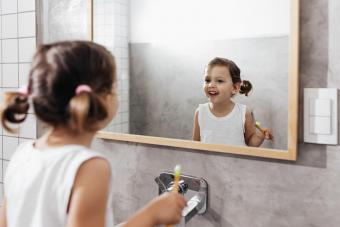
top-left (93, 0), bottom-right (291, 150)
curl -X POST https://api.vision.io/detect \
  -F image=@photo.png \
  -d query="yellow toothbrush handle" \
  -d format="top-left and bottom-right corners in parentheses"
top-left (166, 170), bottom-right (181, 227)
top-left (255, 121), bottom-right (264, 133)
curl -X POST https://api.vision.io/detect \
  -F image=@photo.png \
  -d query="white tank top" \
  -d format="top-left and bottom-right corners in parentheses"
top-left (4, 141), bottom-right (115, 227)
top-left (198, 102), bottom-right (247, 146)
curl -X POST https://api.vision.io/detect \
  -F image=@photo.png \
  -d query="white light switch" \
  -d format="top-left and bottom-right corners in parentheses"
top-left (304, 88), bottom-right (338, 144)
top-left (309, 116), bottom-right (331, 134)
top-left (309, 98), bottom-right (331, 116)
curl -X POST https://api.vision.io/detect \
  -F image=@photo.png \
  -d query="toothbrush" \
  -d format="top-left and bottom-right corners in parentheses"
top-left (171, 165), bottom-right (181, 193)
top-left (166, 165), bottom-right (181, 227)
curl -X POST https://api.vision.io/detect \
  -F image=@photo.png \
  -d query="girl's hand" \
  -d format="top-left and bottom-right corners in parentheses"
top-left (149, 193), bottom-right (187, 225)
top-left (122, 192), bottom-right (186, 227)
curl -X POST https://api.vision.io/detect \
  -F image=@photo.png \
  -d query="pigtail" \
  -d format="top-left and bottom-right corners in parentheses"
top-left (239, 80), bottom-right (253, 96)
top-left (0, 92), bottom-right (30, 133)
top-left (68, 92), bottom-right (108, 132)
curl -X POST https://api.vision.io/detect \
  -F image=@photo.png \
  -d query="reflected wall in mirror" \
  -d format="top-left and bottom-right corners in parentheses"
top-left (91, 0), bottom-right (298, 160)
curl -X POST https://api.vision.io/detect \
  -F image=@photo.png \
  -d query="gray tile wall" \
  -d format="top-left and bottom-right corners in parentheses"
top-left (42, 0), bottom-right (340, 226)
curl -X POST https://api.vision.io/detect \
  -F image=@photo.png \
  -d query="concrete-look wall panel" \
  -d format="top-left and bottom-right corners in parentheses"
top-left (42, 0), bottom-right (340, 226)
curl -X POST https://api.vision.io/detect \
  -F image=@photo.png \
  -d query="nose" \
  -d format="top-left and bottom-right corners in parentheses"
top-left (207, 81), bottom-right (216, 88)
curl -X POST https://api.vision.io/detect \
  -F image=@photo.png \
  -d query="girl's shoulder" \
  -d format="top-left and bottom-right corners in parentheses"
top-left (8, 140), bottom-right (35, 160)
top-left (196, 102), bottom-right (210, 117)
top-left (9, 140), bottom-right (108, 168)
top-left (199, 102), bottom-right (210, 107)
top-left (233, 102), bottom-right (248, 113)
top-left (197, 102), bottom-right (210, 110)
top-left (234, 102), bottom-right (247, 109)
top-left (49, 145), bottom-right (109, 170)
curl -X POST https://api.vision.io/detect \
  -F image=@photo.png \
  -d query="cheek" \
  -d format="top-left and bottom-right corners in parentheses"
top-left (203, 84), bottom-right (207, 91)
top-left (112, 96), bottom-right (119, 113)
top-left (107, 95), bottom-right (118, 117)
top-left (219, 85), bottom-right (231, 92)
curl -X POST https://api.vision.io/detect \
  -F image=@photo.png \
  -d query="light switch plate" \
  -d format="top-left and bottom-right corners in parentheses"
top-left (309, 116), bottom-right (331, 135)
top-left (309, 98), bottom-right (331, 116)
top-left (304, 88), bottom-right (338, 144)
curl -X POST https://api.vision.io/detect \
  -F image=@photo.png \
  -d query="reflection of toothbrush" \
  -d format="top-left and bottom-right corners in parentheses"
top-left (255, 121), bottom-right (273, 140)
top-left (166, 165), bottom-right (181, 227)
top-left (252, 112), bottom-right (273, 140)
top-left (255, 121), bottom-right (264, 133)
top-left (251, 111), bottom-right (262, 132)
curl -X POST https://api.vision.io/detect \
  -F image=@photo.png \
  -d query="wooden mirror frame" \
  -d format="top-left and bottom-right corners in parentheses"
top-left (89, 0), bottom-right (299, 160)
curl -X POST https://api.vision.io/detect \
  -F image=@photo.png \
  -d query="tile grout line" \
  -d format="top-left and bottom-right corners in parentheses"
top-left (16, 0), bottom-right (19, 152)
top-left (1, 0), bottom-right (4, 185)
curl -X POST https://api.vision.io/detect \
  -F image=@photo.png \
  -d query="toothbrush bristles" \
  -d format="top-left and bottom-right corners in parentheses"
top-left (174, 165), bottom-right (181, 176)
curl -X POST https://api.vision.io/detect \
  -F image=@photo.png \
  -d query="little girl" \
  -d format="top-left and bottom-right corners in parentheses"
top-left (0, 41), bottom-right (186, 227)
top-left (192, 57), bottom-right (273, 147)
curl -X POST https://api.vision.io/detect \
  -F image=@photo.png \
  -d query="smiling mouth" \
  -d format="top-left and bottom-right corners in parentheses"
top-left (208, 91), bottom-right (219, 95)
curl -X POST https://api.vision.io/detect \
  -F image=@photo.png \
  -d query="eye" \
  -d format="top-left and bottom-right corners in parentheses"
top-left (217, 80), bottom-right (224, 83)
top-left (204, 78), bottom-right (211, 83)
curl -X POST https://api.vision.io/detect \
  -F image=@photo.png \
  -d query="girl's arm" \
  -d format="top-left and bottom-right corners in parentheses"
top-left (244, 109), bottom-right (272, 147)
top-left (192, 110), bottom-right (201, 141)
top-left (0, 198), bottom-right (7, 227)
top-left (67, 158), bottom-right (186, 227)
top-left (66, 158), bottom-right (111, 227)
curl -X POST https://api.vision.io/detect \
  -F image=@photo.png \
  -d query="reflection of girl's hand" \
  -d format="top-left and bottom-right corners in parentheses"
top-left (255, 122), bottom-right (273, 141)
top-left (261, 128), bottom-right (273, 140)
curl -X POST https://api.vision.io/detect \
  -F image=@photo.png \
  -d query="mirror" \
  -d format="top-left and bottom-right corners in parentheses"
top-left (90, 0), bottom-right (299, 160)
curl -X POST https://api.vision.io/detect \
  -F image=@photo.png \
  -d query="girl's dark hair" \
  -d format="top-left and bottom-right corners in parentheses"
top-left (207, 57), bottom-right (252, 96)
top-left (1, 41), bottom-right (116, 133)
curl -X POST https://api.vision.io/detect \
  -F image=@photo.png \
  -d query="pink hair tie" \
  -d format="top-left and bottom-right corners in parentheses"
top-left (19, 85), bottom-right (29, 96)
top-left (75, 84), bottom-right (92, 95)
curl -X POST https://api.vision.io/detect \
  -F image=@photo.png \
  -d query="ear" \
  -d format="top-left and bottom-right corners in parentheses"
top-left (232, 82), bottom-right (241, 94)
